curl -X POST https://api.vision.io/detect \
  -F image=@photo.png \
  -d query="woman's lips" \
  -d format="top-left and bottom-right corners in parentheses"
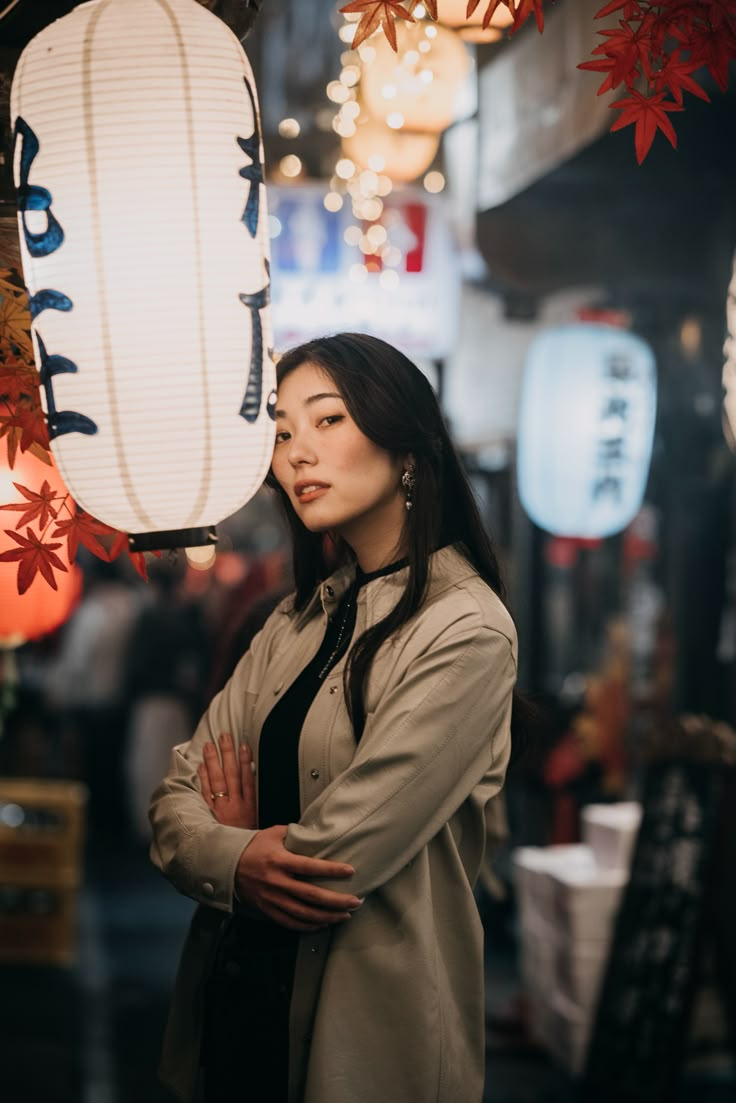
top-left (295, 483), bottom-right (330, 503)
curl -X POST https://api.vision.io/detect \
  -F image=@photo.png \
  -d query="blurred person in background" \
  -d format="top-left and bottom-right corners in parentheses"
top-left (44, 556), bottom-right (140, 840)
top-left (150, 333), bottom-right (522, 1103)
top-left (123, 559), bottom-right (210, 843)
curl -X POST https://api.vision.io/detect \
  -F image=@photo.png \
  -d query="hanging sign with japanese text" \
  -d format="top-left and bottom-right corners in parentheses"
top-left (517, 324), bottom-right (657, 538)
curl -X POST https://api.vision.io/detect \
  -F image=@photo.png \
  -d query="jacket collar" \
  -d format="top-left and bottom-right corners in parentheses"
top-left (295, 544), bottom-right (477, 629)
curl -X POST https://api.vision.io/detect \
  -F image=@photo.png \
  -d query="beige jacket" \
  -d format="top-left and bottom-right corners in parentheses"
top-left (149, 546), bottom-right (517, 1103)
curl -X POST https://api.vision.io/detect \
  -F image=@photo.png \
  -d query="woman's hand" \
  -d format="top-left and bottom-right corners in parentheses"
top-left (234, 825), bottom-right (363, 932)
top-left (200, 732), bottom-right (362, 931)
top-left (198, 732), bottom-right (257, 829)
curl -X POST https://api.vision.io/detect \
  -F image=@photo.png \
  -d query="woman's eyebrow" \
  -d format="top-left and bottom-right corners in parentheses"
top-left (274, 392), bottom-right (344, 418)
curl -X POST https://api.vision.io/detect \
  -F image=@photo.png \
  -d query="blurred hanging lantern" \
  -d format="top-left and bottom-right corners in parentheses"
top-left (342, 115), bottom-right (440, 183)
top-left (359, 21), bottom-right (470, 134)
top-left (10, 0), bottom-right (275, 551)
top-left (0, 449), bottom-right (82, 648)
top-left (436, 0), bottom-right (513, 42)
top-left (517, 325), bottom-right (657, 539)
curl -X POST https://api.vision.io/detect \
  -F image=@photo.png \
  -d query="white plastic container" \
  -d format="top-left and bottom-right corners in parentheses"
top-left (582, 802), bottom-right (642, 872)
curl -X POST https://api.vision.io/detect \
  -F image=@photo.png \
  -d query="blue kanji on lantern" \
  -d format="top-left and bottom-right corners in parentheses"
top-left (36, 335), bottom-right (97, 441)
top-left (14, 116), bottom-right (95, 441)
top-left (237, 76), bottom-right (264, 239)
top-left (14, 116), bottom-right (64, 258)
top-left (29, 289), bottom-right (72, 322)
top-left (239, 275), bottom-right (270, 423)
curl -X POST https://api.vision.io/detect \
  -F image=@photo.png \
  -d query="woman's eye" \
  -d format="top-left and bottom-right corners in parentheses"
top-left (319, 415), bottom-right (344, 428)
top-left (274, 430), bottom-right (290, 444)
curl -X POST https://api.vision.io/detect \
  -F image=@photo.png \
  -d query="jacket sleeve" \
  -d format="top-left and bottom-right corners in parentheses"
top-left (284, 619), bottom-right (516, 899)
top-left (148, 602), bottom-right (289, 913)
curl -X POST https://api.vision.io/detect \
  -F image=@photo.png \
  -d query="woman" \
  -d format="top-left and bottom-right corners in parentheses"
top-left (149, 333), bottom-right (518, 1103)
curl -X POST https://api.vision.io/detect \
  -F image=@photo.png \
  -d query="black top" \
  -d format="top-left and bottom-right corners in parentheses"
top-left (257, 558), bottom-right (407, 831)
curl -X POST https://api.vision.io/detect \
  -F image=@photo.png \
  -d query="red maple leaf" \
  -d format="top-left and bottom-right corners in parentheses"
top-left (409, 0), bottom-right (436, 16)
top-left (654, 50), bottom-right (711, 104)
top-left (51, 508), bottom-right (116, 562)
top-left (0, 402), bottom-right (50, 456)
top-left (578, 55), bottom-right (634, 95)
top-left (595, 21), bottom-right (655, 84)
top-left (0, 424), bottom-right (22, 469)
top-left (339, 0), bottom-right (415, 50)
top-left (0, 355), bottom-right (38, 405)
top-left (595, 0), bottom-right (644, 18)
top-left (688, 19), bottom-right (736, 92)
top-left (466, 0), bottom-right (511, 30)
top-left (508, 0), bottom-right (544, 33)
top-left (610, 88), bottom-right (683, 163)
top-left (697, 0), bottom-right (736, 31)
top-left (0, 527), bottom-right (68, 594)
top-left (109, 530), bottom-right (162, 581)
top-left (1, 480), bottom-right (60, 530)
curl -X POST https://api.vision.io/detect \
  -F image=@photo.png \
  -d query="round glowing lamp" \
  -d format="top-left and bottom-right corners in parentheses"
top-left (517, 325), bottom-right (657, 538)
top-left (342, 115), bottom-right (440, 183)
top-left (359, 22), bottom-right (470, 134)
top-left (10, 0), bottom-right (276, 551)
top-left (0, 450), bottom-right (82, 648)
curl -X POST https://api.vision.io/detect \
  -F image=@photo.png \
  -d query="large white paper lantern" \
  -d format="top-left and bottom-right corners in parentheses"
top-left (10, 0), bottom-right (275, 548)
top-left (517, 325), bottom-right (657, 538)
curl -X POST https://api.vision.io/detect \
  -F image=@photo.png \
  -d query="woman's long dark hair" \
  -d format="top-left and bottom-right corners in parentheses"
top-left (269, 332), bottom-right (525, 751)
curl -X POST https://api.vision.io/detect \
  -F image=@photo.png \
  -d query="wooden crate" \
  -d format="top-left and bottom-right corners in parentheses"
top-left (0, 779), bottom-right (87, 965)
top-left (0, 884), bottom-right (79, 966)
top-left (0, 778), bottom-right (87, 888)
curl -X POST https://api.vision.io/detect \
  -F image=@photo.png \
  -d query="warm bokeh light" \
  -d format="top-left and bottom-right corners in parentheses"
top-left (340, 65), bottom-right (360, 87)
top-left (424, 170), bottom-right (446, 193)
top-left (279, 154), bottom-right (303, 178)
top-left (278, 117), bottom-right (300, 138)
top-left (336, 157), bottom-right (356, 179)
top-left (324, 191), bottom-right (344, 212)
top-left (327, 80), bottom-right (350, 104)
top-left (185, 545), bottom-right (217, 570)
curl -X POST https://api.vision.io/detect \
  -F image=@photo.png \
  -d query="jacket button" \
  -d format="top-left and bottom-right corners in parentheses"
top-left (310, 946), bottom-right (319, 954)
top-left (329, 686), bottom-right (337, 695)
top-left (310, 769), bottom-right (320, 779)
top-left (324, 585), bottom-right (334, 597)
top-left (202, 882), bottom-right (215, 897)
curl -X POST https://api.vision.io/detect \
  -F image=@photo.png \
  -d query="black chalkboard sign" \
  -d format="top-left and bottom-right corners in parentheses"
top-left (577, 759), bottom-right (724, 1103)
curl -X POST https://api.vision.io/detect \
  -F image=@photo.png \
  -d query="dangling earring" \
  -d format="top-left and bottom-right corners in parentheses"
top-left (401, 463), bottom-right (416, 511)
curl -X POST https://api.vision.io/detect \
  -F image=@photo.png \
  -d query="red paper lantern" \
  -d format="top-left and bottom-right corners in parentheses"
top-left (0, 450), bottom-right (82, 648)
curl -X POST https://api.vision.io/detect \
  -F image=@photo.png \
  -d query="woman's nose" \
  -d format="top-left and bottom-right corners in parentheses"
top-left (287, 431), bottom-right (316, 467)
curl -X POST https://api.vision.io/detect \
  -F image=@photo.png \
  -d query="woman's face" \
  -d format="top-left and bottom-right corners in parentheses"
top-left (271, 361), bottom-right (407, 562)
